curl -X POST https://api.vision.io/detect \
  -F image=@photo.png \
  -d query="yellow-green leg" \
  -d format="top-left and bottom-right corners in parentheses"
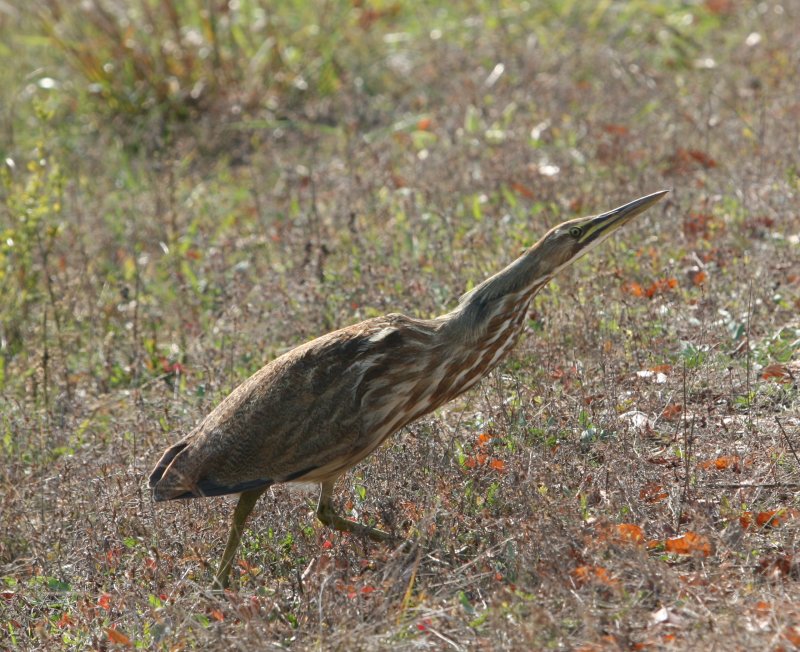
top-left (212, 487), bottom-right (267, 590)
top-left (315, 480), bottom-right (391, 542)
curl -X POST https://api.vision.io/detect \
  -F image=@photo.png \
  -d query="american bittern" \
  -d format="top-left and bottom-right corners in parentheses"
top-left (149, 190), bottom-right (667, 589)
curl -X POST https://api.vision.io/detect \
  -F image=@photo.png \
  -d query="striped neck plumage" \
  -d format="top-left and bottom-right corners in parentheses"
top-left (442, 247), bottom-right (552, 340)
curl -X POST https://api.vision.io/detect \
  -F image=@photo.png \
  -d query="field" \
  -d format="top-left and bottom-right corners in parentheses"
top-left (1, 1), bottom-right (799, 649)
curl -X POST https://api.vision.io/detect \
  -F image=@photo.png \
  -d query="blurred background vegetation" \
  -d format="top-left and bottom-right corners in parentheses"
top-left (1, 1), bottom-right (798, 649)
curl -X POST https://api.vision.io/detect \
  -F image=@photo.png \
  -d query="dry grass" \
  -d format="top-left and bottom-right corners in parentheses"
top-left (1, 1), bottom-right (799, 649)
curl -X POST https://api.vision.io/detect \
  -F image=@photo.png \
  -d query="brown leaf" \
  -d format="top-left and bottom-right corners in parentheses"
top-left (687, 149), bottom-right (716, 168)
top-left (601, 123), bottom-right (629, 137)
top-left (622, 281), bottom-right (644, 297)
top-left (661, 403), bottom-right (682, 421)
top-left (697, 455), bottom-right (741, 472)
top-left (510, 181), bottom-right (535, 199)
top-left (615, 523), bottom-right (645, 544)
top-left (489, 459), bottom-right (506, 471)
top-left (645, 277), bottom-right (679, 299)
top-left (664, 531), bottom-right (713, 556)
top-left (783, 625), bottom-right (800, 646)
top-left (572, 565), bottom-right (617, 587)
top-left (683, 213), bottom-right (714, 239)
top-left (761, 364), bottom-right (792, 383)
top-left (756, 508), bottom-right (800, 528)
top-left (757, 554), bottom-right (799, 580)
top-left (106, 627), bottom-right (133, 647)
top-left (639, 483), bottom-right (669, 503)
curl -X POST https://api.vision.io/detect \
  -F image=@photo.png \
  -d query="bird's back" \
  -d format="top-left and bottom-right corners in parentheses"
top-left (149, 313), bottom-right (449, 499)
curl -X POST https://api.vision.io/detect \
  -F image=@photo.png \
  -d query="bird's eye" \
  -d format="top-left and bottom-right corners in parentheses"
top-left (568, 226), bottom-right (582, 238)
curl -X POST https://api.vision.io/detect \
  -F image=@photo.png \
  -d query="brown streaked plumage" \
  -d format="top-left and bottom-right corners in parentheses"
top-left (149, 190), bottom-right (668, 589)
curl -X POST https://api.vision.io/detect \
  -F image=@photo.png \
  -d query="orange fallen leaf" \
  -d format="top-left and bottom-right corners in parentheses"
top-left (622, 281), bottom-right (645, 297)
top-left (783, 625), bottom-right (800, 646)
top-left (465, 453), bottom-right (488, 469)
top-left (661, 403), bottom-right (682, 421)
top-left (664, 531), bottom-right (713, 556)
top-left (741, 509), bottom-right (800, 530)
top-left (691, 270), bottom-right (707, 286)
top-left (645, 277), bottom-right (679, 298)
top-left (106, 627), bottom-right (133, 647)
top-left (572, 565), bottom-right (616, 587)
top-left (697, 455), bottom-right (741, 472)
top-left (761, 364), bottom-right (792, 382)
top-left (615, 523), bottom-right (645, 544)
top-left (489, 459), bottom-right (506, 471)
top-left (754, 601), bottom-right (771, 615)
top-left (510, 181), bottom-right (535, 199)
top-left (602, 123), bottom-right (629, 137)
top-left (639, 483), bottom-right (669, 503)
top-left (650, 364), bottom-right (672, 374)
top-left (477, 433), bottom-right (492, 446)
top-left (757, 508), bottom-right (800, 528)
top-left (687, 149), bottom-right (716, 168)
top-left (416, 117), bottom-right (432, 131)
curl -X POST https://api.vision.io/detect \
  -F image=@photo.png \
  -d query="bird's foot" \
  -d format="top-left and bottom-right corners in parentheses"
top-left (316, 504), bottom-right (393, 542)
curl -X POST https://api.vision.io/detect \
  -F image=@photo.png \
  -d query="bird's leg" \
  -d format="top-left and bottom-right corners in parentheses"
top-left (212, 487), bottom-right (267, 590)
top-left (316, 480), bottom-right (391, 542)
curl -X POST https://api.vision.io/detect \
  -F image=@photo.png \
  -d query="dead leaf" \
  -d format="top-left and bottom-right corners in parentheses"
top-left (757, 508), bottom-right (800, 528)
top-left (106, 627), bottom-right (133, 647)
top-left (661, 403), bottom-right (683, 421)
top-left (697, 455), bottom-right (741, 472)
top-left (602, 123), bottom-right (629, 137)
top-left (645, 277), bottom-right (679, 299)
top-left (683, 213), bottom-right (715, 239)
top-left (757, 554), bottom-right (799, 580)
top-left (639, 483), bottom-right (669, 503)
top-left (510, 181), bottom-right (535, 199)
top-left (783, 625), bottom-right (800, 646)
top-left (489, 459), bottom-right (506, 471)
top-left (615, 523), bottom-right (645, 544)
top-left (573, 565), bottom-right (617, 587)
top-left (622, 281), bottom-right (644, 297)
top-left (664, 531), bottom-right (713, 556)
top-left (761, 364), bottom-right (792, 383)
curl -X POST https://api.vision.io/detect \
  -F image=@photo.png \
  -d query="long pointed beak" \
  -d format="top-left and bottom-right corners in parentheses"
top-left (579, 189), bottom-right (669, 245)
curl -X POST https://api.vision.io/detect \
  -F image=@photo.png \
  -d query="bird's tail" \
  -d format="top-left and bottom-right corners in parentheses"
top-left (148, 437), bottom-right (272, 500)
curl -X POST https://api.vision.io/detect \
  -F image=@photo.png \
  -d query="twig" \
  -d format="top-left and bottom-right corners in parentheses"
top-left (775, 417), bottom-right (800, 468)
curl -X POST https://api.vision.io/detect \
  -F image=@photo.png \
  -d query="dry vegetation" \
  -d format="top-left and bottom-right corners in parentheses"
top-left (1, 1), bottom-right (799, 650)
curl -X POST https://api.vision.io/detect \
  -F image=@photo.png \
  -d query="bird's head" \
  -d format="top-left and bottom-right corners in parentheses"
top-left (534, 190), bottom-right (669, 274)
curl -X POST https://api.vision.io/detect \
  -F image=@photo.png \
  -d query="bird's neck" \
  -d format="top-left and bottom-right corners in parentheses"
top-left (443, 249), bottom-right (552, 340)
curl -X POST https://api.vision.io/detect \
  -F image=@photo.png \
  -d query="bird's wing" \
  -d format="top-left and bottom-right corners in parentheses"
top-left (149, 314), bottom-right (437, 499)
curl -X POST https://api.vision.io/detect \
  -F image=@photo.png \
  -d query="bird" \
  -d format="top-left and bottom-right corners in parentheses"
top-left (149, 190), bottom-right (668, 589)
